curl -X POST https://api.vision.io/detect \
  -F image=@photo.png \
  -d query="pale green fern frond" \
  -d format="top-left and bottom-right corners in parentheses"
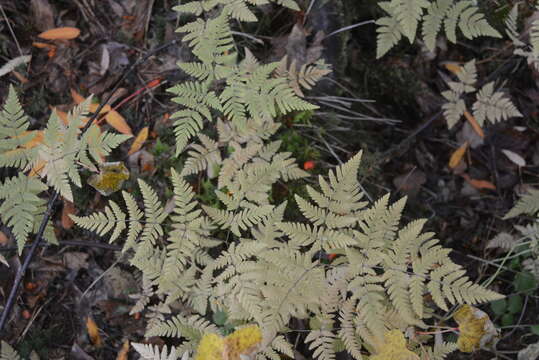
top-left (504, 188), bottom-right (539, 219)
top-left (422, 0), bottom-right (453, 51)
top-left (147, 314), bottom-right (218, 342)
top-left (203, 204), bottom-right (273, 236)
top-left (0, 174), bottom-right (47, 253)
top-left (181, 134), bottom-right (221, 176)
top-left (378, 0), bottom-right (500, 56)
top-left (70, 200), bottom-right (126, 243)
top-left (0, 85), bottom-right (38, 170)
top-left (139, 179), bottom-right (167, 245)
top-left (0, 341), bottom-right (21, 360)
top-left (132, 343), bottom-right (179, 360)
top-left (305, 330), bottom-right (336, 360)
top-left (472, 82), bottom-right (522, 126)
top-left (420, 342), bottom-right (458, 360)
top-left (390, 0), bottom-right (430, 42)
top-left (376, 2), bottom-right (405, 58)
top-left (505, 4), bottom-right (524, 47)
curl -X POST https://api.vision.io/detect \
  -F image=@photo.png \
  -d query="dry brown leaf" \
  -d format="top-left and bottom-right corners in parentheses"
top-left (38, 27), bottom-right (80, 40)
top-left (463, 111), bottom-right (484, 139)
top-left (61, 199), bottom-right (76, 229)
top-left (116, 340), bottom-right (129, 360)
top-left (86, 317), bottom-right (103, 347)
top-left (449, 142), bottom-right (468, 169)
top-left (71, 88), bottom-right (85, 104)
top-left (128, 126), bottom-right (149, 155)
top-left (461, 174), bottom-right (496, 190)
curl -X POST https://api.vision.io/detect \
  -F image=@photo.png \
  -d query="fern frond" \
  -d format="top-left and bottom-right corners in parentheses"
top-left (147, 314), bottom-right (219, 339)
top-left (420, 342), bottom-right (458, 360)
top-left (390, 0), bottom-right (430, 42)
top-left (305, 330), bottom-right (336, 360)
top-left (1, 341), bottom-right (21, 360)
top-left (472, 82), bottom-right (522, 126)
top-left (0, 174), bottom-right (47, 253)
top-left (422, 0), bottom-right (453, 51)
top-left (376, 2), bottom-right (404, 58)
top-left (203, 204), bottom-right (273, 236)
top-left (122, 191), bottom-right (144, 251)
top-left (505, 4), bottom-right (524, 47)
top-left (338, 300), bottom-right (363, 360)
top-left (132, 343), bottom-right (179, 360)
top-left (139, 179), bottom-right (167, 245)
top-left (504, 188), bottom-right (539, 218)
top-left (0, 85), bottom-right (36, 171)
top-left (181, 134), bottom-right (221, 176)
top-left (70, 200), bottom-right (126, 243)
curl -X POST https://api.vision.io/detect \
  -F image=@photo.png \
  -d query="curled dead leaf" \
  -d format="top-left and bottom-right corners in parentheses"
top-left (86, 316), bottom-right (103, 347)
top-left (128, 126), bottom-right (149, 155)
top-left (449, 142), bottom-right (468, 169)
top-left (461, 173), bottom-right (496, 190)
top-left (38, 27), bottom-right (80, 40)
top-left (116, 340), bottom-right (129, 360)
top-left (463, 111), bottom-right (484, 139)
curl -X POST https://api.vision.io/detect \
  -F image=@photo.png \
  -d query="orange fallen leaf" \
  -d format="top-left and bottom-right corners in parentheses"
top-left (449, 142), bottom-right (468, 169)
top-left (38, 27), bottom-right (80, 40)
top-left (61, 199), bottom-right (77, 229)
top-left (86, 317), bottom-right (103, 347)
top-left (105, 108), bottom-right (132, 135)
top-left (463, 111), bottom-right (484, 139)
top-left (443, 62), bottom-right (463, 75)
top-left (461, 174), bottom-right (496, 190)
top-left (71, 89), bottom-right (85, 104)
top-left (88, 103), bottom-right (132, 135)
top-left (128, 127), bottom-right (149, 155)
top-left (32, 42), bottom-right (55, 49)
top-left (116, 340), bottom-right (129, 360)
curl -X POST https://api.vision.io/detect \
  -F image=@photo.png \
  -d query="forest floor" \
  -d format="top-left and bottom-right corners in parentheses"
top-left (0, 0), bottom-right (538, 359)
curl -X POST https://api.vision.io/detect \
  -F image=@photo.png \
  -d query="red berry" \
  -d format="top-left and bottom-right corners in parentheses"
top-left (303, 160), bottom-right (315, 170)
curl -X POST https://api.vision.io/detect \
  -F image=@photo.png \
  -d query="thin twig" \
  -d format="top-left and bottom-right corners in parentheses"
top-left (0, 38), bottom-right (179, 335)
top-left (0, 4), bottom-right (23, 58)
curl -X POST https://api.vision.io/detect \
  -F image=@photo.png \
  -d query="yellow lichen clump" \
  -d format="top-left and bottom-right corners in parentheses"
top-left (370, 330), bottom-right (419, 360)
top-left (88, 162), bottom-right (129, 196)
top-left (195, 325), bottom-right (262, 360)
